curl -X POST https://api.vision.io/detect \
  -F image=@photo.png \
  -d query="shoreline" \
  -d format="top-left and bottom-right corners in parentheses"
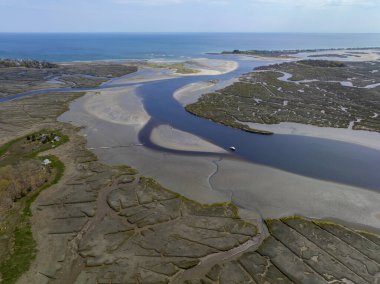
top-left (150, 124), bottom-right (227, 153)
top-left (174, 81), bottom-right (218, 106)
top-left (242, 121), bottom-right (380, 152)
top-left (212, 158), bottom-right (380, 230)
top-left (183, 58), bottom-right (239, 75)
top-left (147, 57), bottom-right (239, 76)
top-left (176, 80), bottom-right (380, 151)
top-left (214, 47), bottom-right (380, 63)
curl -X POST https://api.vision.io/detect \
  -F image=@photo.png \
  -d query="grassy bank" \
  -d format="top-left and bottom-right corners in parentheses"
top-left (185, 104), bottom-right (273, 135)
top-left (0, 132), bottom-right (67, 284)
top-left (144, 62), bottom-right (200, 74)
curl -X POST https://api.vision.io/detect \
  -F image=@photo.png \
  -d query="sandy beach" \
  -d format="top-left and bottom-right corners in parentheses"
top-left (146, 58), bottom-right (239, 76)
top-left (103, 68), bottom-right (175, 85)
top-left (184, 58), bottom-right (239, 75)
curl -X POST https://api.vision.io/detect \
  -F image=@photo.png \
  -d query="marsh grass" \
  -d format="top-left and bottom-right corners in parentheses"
top-left (0, 131), bottom-right (66, 284)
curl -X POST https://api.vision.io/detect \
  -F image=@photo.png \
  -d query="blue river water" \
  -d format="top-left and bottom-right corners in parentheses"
top-left (1, 33), bottom-right (380, 62)
top-left (135, 58), bottom-right (380, 192)
top-left (0, 33), bottom-right (380, 191)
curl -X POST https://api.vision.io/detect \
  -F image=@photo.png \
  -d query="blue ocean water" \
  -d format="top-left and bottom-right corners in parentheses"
top-left (0, 33), bottom-right (380, 62)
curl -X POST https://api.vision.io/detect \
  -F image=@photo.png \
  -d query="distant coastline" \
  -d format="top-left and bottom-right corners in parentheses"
top-left (210, 46), bottom-right (380, 58)
top-left (1, 33), bottom-right (380, 62)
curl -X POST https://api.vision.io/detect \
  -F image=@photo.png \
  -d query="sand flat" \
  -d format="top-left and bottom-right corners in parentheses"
top-left (83, 87), bottom-right (149, 127)
top-left (242, 121), bottom-right (380, 151)
top-left (212, 158), bottom-right (380, 230)
top-left (174, 81), bottom-right (217, 106)
top-left (184, 58), bottom-right (239, 75)
top-left (151, 124), bottom-right (227, 153)
top-left (59, 61), bottom-right (380, 230)
top-left (147, 58), bottom-right (239, 76)
top-left (61, 89), bottom-right (380, 229)
top-left (174, 77), bottom-right (238, 106)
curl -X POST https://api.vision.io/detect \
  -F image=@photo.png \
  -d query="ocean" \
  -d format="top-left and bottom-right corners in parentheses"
top-left (1, 33), bottom-right (380, 62)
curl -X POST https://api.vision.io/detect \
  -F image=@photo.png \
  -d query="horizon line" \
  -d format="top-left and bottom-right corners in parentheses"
top-left (1, 31), bottom-right (380, 34)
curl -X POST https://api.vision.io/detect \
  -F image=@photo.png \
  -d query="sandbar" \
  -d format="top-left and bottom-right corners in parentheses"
top-left (174, 78), bottom-right (237, 106)
top-left (184, 58), bottom-right (239, 75)
top-left (83, 88), bottom-right (149, 127)
top-left (151, 124), bottom-right (227, 153)
top-left (174, 81), bottom-right (217, 106)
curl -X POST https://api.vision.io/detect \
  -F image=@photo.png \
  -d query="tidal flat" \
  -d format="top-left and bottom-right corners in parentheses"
top-left (57, 54), bottom-right (380, 227)
top-left (0, 54), bottom-right (380, 283)
top-left (1, 90), bottom-right (380, 283)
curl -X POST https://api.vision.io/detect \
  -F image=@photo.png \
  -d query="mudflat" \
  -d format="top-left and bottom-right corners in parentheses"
top-left (0, 57), bottom-right (380, 283)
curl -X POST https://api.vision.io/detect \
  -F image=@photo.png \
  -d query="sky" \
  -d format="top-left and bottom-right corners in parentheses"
top-left (0, 0), bottom-right (379, 33)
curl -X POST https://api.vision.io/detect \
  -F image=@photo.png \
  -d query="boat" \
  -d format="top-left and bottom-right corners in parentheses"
top-left (229, 146), bottom-right (236, 151)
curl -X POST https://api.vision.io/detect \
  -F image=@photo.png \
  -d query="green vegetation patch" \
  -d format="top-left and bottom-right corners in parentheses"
top-left (219, 47), bottom-right (380, 58)
top-left (186, 60), bottom-right (380, 133)
top-left (0, 129), bottom-right (68, 166)
top-left (116, 165), bottom-right (139, 175)
top-left (0, 59), bottom-right (57, 69)
top-left (0, 62), bottom-right (137, 98)
top-left (139, 176), bottom-right (241, 219)
top-left (144, 62), bottom-right (199, 74)
top-left (298, 60), bottom-right (346, 68)
top-left (0, 131), bottom-right (67, 284)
